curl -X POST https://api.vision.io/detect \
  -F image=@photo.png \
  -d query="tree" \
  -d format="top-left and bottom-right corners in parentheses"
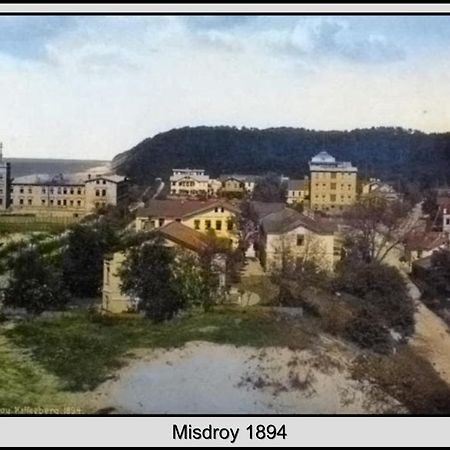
top-left (343, 197), bottom-right (419, 264)
top-left (252, 173), bottom-right (287, 203)
top-left (119, 237), bottom-right (184, 322)
top-left (334, 259), bottom-right (415, 336)
top-left (3, 248), bottom-right (69, 314)
top-left (62, 222), bottom-right (119, 298)
top-left (423, 249), bottom-right (450, 298)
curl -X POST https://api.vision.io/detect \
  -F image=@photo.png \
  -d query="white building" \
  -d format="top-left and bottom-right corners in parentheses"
top-left (169, 168), bottom-right (211, 197)
top-left (0, 143), bottom-right (11, 210)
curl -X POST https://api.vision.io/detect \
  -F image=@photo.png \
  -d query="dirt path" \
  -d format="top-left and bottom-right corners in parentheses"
top-left (91, 341), bottom-right (402, 414)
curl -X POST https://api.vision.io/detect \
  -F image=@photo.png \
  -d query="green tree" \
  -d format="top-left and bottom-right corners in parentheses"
top-left (4, 248), bottom-right (69, 314)
top-left (119, 238), bottom-right (184, 322)
top-left (252, 173), bottom-right (287, 203)
top-left (62, 222), bottom-right (119, 298)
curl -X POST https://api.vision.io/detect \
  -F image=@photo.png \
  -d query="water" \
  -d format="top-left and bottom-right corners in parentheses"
top-left (4, 158), bottom-right (110, 178)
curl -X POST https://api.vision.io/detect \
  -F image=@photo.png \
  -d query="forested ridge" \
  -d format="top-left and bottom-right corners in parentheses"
top-left (113, 126), bottom-right (450, 188)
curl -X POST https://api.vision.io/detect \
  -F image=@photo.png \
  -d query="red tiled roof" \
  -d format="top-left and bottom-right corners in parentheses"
top-left (157, 221), bottom-right (210, 253)
top-left (404, 231), bottom-right (448, 251)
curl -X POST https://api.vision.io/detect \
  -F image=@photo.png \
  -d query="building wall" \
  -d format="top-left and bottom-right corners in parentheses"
top-left (0, 161), bottom-right (11, 210)
top-left (10, 183), bottom-right (86, 217)
top-left (263, 226), bottom-right (336, 273)
top-left (286, 189), bottom-right (307, 205)
top-left (85, 177), bottom-right (120, 210)
top-left (102, 252), bottom-right (135, 314)
top-left (443, 208), bottom-right (450, 233)
top-left (222, 179), bottom-right (245, 193)
top-left (309, 170), bottom-right (357, 211)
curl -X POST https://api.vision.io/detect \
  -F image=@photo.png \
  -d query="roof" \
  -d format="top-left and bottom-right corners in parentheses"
top-left (12, 173), bottom-right (85, 186)
top-left (261, 208), bottom-right (331, 235)
top-left (404, 231), bottom-right (448, 252)
top-left (250, 201), bottom-right (286, 221)
top-left (219, 174), bottom-right (260, 183)
top-left (85, 174), bottom-right (127, 184)
top-left (311, 151), bottom-right (336, 164)
top-left (136, 199), bottom-right (240, 219)
top-left (157, 222), bottom-right (210, 253)
top-left (287, 179), bottom-right (308, 191)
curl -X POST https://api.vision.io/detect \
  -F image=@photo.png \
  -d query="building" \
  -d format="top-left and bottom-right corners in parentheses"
top-left (309, 151), bottom-right (358, 212)
top-left (219, 174), bottom-right (259, 197)
top-left (169, 168), bottom-right (211, 197)
top-left (10, 173), bottom-right (128, 218)
top-left (403, 231), bottom-right (448, 266)
top-left (0, 143), bottom-right (11, 210)
top-left (135, 198), bottom-right (240, 246)
top-left (102, 222), bottom-right (222, 314)
top-left (361, 178), bottom-right (402, 203)
top-left (286, 178), bottom-right (309, 205)
top-left (259, 207), bottom-right (338, 272)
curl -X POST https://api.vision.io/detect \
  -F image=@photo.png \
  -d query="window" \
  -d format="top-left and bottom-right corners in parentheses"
top-left (70, 188), bottom-right (74, 195)
top-left (50, 188), bottom-right (54, 194)
top-left (19, 198), bottom-right (24, 205)
top-left (446, 218), bottom-right (450, 225)
top-left (221, 207), bottom-right (224, 213)
top-left (331, 172), bottom-right (336, 179)
top-left (194, 220), bottom-right (200, 230)
top-left (0, 199), bottom-right (2, 205)
top-left (28, 188), bottom-right (32, 194)
top-left (103, 180), bottom-right (106, 185)
top-left (50, 199), bottom-right (54, 206)
top-left (158, 218), bottom-right (165, 227)
top-left (216, 220), bottom-right (222, 231)
top-left (77, 200), bottom-right (81, 206)
top-left (57, 188), bottom-right (61, 194)
top-left (28, 199), bottom-right (32, 206)
top-left (63, 188), bottom-right (67, 195)
top-left (41, 199), bottom-right (46, 205)
top-left (102, 189), bottom-right (107, 197)
top-left (227, 220), bottom-right (233, 231)
top-left (330, 194), bottom-right (336, 202)
top-left (95, 190), bottom-right (100, 197)
top-left (77, 188), bottom-right (82, 195)
top-left (63, 199), bottom-right (67, 206)
top-left (57, 200), bottom-right (61, 206)
top-left (42, 188), bottom-right (46, 194)
top-left (214, 207), bottom-right (218, 213)
top-left (20, 188), bottom-right (24, 194)
top-left (70, 200), bottom-right (74, 207)
top-left (330, 183), bottom-right (336, 190)
top-left (205, 220), bottom-right (211, 229)
top-left (297, 234), bottom-right (305, 246)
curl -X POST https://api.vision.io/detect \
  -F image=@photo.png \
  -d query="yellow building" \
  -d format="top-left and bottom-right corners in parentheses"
top-left (135, 199), bottom-right (240, 246)
top-left (309, 151), bottom-right (357, 212)
top-left (102, 221), bottom-right (214, 314)
top-left (286, 178), bottom-right (309, 205)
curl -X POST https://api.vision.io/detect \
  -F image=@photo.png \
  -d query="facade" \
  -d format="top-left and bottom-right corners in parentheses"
top-left (135, 199), bottom-right (240, 246)
top-left (361, 178), bottom-right (401, 203)
top-left (286, 178), bottom-right (309, 205)
top-left (0, 143), bottom-right (11, 210)
top-left (259, 207), bottom-right (338, 272)
top-left (169, 168), bottom-right (211, 197)
top-left (10, 173), bottom-right (127, 218)
top-left (309, 151), bottom-right (358, 212)
top-left (219, 175), bottom-right (259, 196)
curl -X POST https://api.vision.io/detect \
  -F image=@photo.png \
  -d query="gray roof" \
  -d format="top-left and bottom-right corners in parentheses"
top-left (287, 179), bottom-right (308, 191)
top-left (219, 174), bottom-right (260, 183)
top-left (250, 201), bottom-right (286, 221)
top-left (261, 208), bottom-right (331, 235)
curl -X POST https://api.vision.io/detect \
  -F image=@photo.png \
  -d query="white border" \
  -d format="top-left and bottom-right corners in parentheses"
top-left (0, 3), bottom-right (450, 14)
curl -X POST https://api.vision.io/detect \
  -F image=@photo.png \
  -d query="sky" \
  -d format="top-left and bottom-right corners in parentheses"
top-left (1, 15), bottom-right (450, 160)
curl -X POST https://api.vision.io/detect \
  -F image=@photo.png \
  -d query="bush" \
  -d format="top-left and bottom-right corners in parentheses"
top-left (334, 260), bottom-right (415, 337)
top-left (345, 310), bottom-right (393, 354)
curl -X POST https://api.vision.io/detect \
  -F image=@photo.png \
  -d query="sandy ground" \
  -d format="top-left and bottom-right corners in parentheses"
top-left (91, 341), bottom-right (402, 414)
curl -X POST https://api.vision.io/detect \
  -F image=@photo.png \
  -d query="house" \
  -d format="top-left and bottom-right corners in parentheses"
top-left (135, 198), bottom-right (240, 246)
top-left (286, 178), bottom-right (309, 205)
top-left (309, 151), bottom-right (358, 212)
top-left (169, 168), bottom-right (211, 197)
top-left (219, 174), bottom-right (259, 197)
top-left (441, 201), bottom-right (450, 233)
top-left (259, 207), bottom-right (337, 272)
top-left (361, 178), bottom-right (402, 203)
top-left (102, 222), bottom-right (222, 314)
top-left (403, 231), bottom-right (448, 266)
top-left (9, 172), bottom-right (128, 218)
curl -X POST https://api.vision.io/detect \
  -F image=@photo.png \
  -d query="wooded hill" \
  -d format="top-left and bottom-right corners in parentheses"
top-left (112, 126), bottom-right (450, 189)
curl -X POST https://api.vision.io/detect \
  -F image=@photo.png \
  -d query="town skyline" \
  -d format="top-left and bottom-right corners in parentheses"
top-left (1, 15), bottom-right (450, 160)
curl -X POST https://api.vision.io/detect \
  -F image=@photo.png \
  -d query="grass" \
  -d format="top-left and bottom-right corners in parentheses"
top-left (3, 307), bottom-right (313, 392)
top-left (0, 335), bottom-right (80, 413)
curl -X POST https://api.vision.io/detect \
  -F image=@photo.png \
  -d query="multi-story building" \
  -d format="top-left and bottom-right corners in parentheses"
top-left (309, 151), bottom-right (358, 212)
top-left (219, 174), bottom-right (259, 197)
top-left (10, 173), bottom-right (128, 218)
top-left (0, 143), bottom-right (11, 210)
top-left (286, 178), bottom-right (309, 205)
top-left (169, 168), bottom-right (211, 197)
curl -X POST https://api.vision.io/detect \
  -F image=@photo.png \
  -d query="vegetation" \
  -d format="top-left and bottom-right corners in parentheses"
top-left (113, 126), bottom-right (450, 189)
top-left (252, 173), bottom-right (287, 203)
top-left (4, 307), bottom-right (312, 392)
top-left (3, 248), bottom-right (69, 315)
top-left (62, 222), bottom-right (119, 298)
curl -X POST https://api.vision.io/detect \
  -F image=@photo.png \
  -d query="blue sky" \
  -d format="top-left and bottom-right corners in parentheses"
top-left (1, 15), bottom-right (450, 159)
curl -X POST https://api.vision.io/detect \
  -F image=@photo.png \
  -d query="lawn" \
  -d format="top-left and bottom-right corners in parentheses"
top-left (2, 307), bottom-right (313, 392)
